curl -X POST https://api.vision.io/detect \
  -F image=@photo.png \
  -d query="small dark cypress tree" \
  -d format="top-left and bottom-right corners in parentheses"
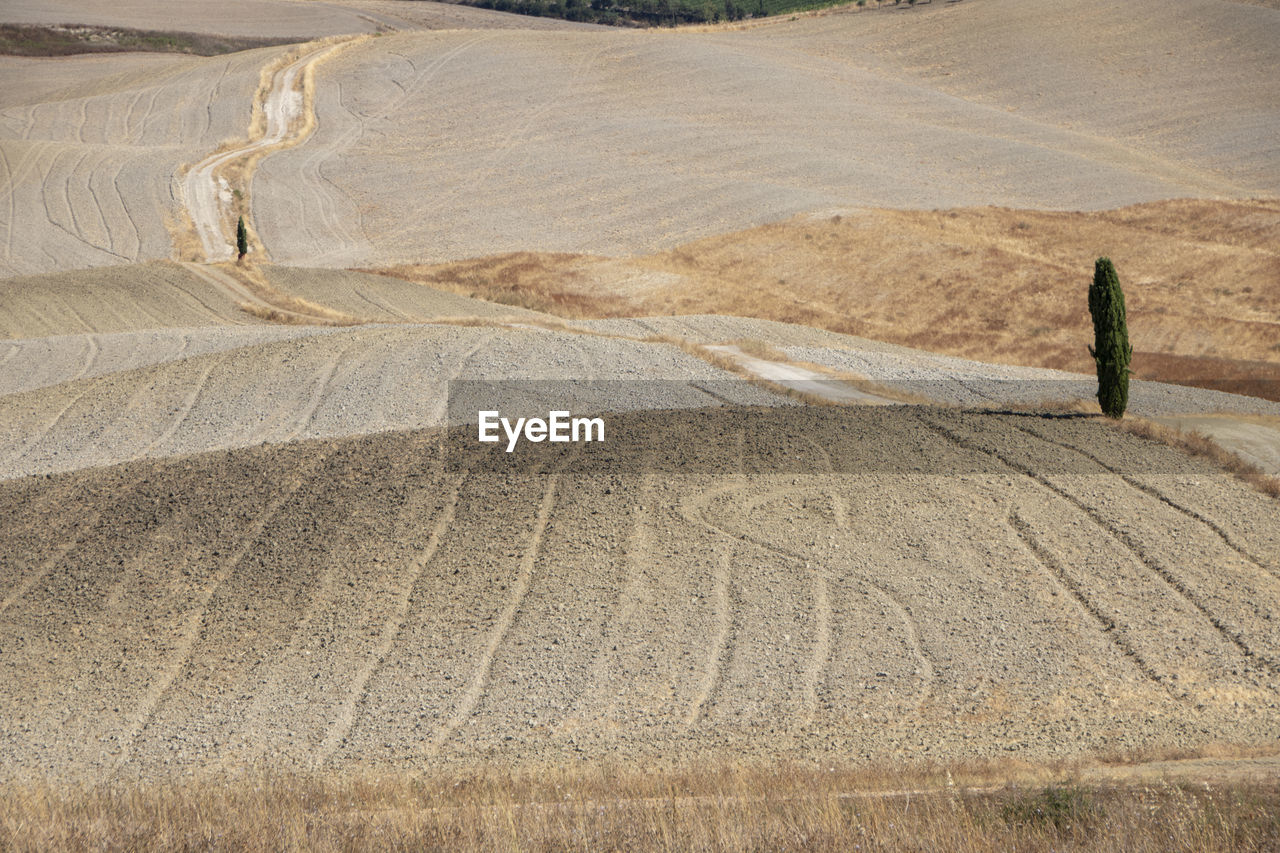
top-left (236, 216), bottom-right (249, 261)
top-left (1088, 257), bottom-right (1132, 419)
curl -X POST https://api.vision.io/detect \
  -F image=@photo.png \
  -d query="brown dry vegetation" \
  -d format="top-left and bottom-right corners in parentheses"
top-left (374, 198), bottom-right (1280, 399)
top-left (1113, 417), bottom-right (1280, 499)
top-left (1, 762), bottom-right (1276, 852)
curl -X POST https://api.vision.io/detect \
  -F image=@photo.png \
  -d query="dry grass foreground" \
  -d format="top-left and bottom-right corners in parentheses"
top-left (378, 198), bottom-right (1280, 399)
top-left (2, 761), bottom-right (1278, 851)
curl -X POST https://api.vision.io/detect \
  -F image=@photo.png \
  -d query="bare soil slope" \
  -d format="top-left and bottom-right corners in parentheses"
top-left (0, 321), bottom-right (794, 480)
top-left (0, 0), bottom-right (382, 39)
top-left (2, 408), bottom-right (1277, 779)
top-left (383, 199), bottom-right (1280, 392)
top-left (0, 0), bottom-right (592, 37)
top-left (0, 262), bottom-right (268, 336)
top-left (255, 0), bottom-right (1280, 267)
top-left (0, 50), bottom-right (269, 277)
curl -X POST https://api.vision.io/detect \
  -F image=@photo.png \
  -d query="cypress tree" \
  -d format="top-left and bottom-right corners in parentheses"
top-left (1088, 257), bottom-right (1132, 419)
top-left (236, 216), bottom-right (249, 261)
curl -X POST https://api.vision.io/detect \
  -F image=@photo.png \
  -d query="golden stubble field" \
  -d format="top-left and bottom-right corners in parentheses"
top-left (383, 198), bottom-right (1280, 394)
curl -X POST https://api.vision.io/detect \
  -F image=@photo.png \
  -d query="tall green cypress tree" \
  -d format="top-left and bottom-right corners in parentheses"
top-left (236, 216), bottom-right (249, 261)
top-left (1088, 257), bottom-right (1132, 419)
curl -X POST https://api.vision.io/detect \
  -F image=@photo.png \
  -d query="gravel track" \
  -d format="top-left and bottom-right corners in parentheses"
top-left (2, 407), bottom-right (1276, 780)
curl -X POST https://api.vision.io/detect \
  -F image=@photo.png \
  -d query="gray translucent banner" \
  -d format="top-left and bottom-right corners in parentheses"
top-left (443, 380), bottom-right (1254, 475)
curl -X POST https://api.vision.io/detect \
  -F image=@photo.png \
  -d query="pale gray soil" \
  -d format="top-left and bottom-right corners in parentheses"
top-left (0, 0), bottom-right (593, 36)
top-left (0, 50), bottom-right (269, 278)
top-left (0, 262), bottom-right (266, 336)
top-left (0, 321), bottom-right (789, 480)
top-left (6, 0), bottom-right (1277, 276)
top-left (1156, 416), bottom-right (1280, 476)
top-left (2, 0), bottom-right (1278, 785)
top-left (254, 0), bottom-right (1280, 267)
top-left (0, 326), bottom-right (342, 397)
top-left (1, 409), bottom-right (1277, 779)
top-left (5, 272), bottom-right (1277, 481)
top-left (0, 261), bottom-right (552, 338)
top-left (0, 0), bottom-right (379, 38)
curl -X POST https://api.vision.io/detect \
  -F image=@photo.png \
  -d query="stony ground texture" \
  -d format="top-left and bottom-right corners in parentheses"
top-left (1, 407), bottom-right (1277, 779)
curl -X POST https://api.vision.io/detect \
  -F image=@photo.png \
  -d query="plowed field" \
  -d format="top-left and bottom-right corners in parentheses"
top-left (2, 408), bottom-right (1277, 779)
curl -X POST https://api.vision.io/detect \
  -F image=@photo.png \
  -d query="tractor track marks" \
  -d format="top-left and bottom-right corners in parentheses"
top-left (429, 470), bottom-right (561, 755)
top-left (1011, 420), bottom-right (1280, 583)
top-left (685, 539), bottom-right (735, 727)
top-left (1006, 510), bottom-right (1188, 703)
top-left (0, 342), bottom-right (18, 375)
top-left (70, 333), bottom-right (99, 382)
top-left (134, 352), bottom-right (227, 460)
top-left (691, 486), bottom-right (935, 726)
top-left (682, 478), bottom-right (841, 729)
top-left (261, 34), bottom-right (495, 266)
top-left (566, 463), bottom-right (657, 728)
top-left (314, 467), bottom-right (467, 767)
top-left (279, 339), bottom-right (357, 443)
top-left (3, 406), bottom-right (1279, 774)
top-left (112, 458), bottom-right (321, 772)
top-left (681, 431), bottom-right (743, 727)
top-left (919, 413), bottom-right (1278, 675)
top-left (735, 486), bottom-right (836, 728)
top-left (800, 559), bottom-right (832, 727)
top-left (0, 472), bottom-right (146, 617)
top-left (3, 384), bottom-right (93, 468)
top-left (802, 436), bottom-right (935, 718)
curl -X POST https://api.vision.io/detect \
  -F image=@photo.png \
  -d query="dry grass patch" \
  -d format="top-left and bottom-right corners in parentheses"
top-left (373, 199), bottom-right (1280, 400)
top-left (381, 252), bottom-right (635, 319)
top-left (1112, 416), bottom-right (1280, 498)
top-left (2, 761), bottom-right (1276, 852)
top-left (231, 262), bottom-right (366, 325)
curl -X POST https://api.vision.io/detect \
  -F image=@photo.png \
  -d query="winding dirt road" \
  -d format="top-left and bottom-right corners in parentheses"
top-left (181, 40), bottom-right (355, 262)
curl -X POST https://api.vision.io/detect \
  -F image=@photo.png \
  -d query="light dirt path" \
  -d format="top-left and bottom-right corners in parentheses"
top-left (1154, 415), bottom-right (1280, 477)
top-left (704, 344), bottom-right (897, 405)
top-left (181, 39), bottom-right (356, 263)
